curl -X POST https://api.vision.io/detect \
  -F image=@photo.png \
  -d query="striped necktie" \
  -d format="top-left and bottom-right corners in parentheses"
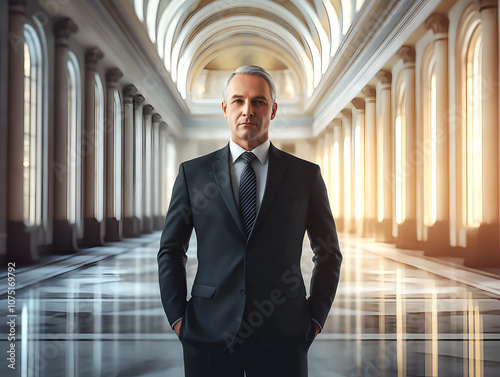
top-left (239, 152), bottom-right (257, 236)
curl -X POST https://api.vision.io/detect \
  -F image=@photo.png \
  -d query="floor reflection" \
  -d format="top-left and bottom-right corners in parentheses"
top-left (1, 233), bottom-right (499, 376)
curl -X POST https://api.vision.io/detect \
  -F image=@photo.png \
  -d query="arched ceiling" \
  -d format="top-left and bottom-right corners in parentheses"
top-left (132, 0), bottom-right (366, 110)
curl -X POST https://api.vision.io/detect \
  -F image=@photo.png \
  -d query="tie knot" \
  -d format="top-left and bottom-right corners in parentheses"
top-left (241, 152), bottom-right (256, 164)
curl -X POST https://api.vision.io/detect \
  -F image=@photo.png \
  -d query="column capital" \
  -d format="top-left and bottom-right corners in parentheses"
top-left (85, 47), bottom-right (104, 69)
top-left (143, 104), bottom-right (154, 115)
top-left (351, 98), bottom-right (365, 110)
top-left (424, 13), bottom-right (449, 34)
top-left (362, 85), bottom-right (376, 98)
top-left (397, 45), bottom-right (415, 64)
top-left (53, 18), bottom-right (78, 39)
top-left (341, 108), bottom-right (352, 119)
top-left (134, 94), bottom-right (145, 106)
top-left (376, 70), bottom-right (392, 84)
top-left (160, 121), bottom-right (168, 130)
top-left (123, 85), bottom-right (137, 99)
top-left (152, 113), bottom-right (162, 123)
top-left (478, 0), bottom-right (497, 12)
top-left (106, 68), bottom-right (123, 84)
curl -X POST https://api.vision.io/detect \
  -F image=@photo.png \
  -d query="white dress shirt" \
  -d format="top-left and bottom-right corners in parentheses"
top-left (229, 139), bottom-right (270, 214)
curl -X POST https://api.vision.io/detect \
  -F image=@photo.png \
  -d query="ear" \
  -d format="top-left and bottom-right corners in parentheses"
top-left (222, 101), bottom-right (228, 118)
top-left (270, 102), bottom-right (278, 120)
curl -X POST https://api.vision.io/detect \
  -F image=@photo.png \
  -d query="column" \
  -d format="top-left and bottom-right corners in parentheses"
top-left (424, 13), bottom-right (452, 256)
top-left (122, 85), bottom-right (140, 237)
top-left (331, 119), bottom-right (342, 229)
top-left (152, 113), bottom-right (163, 230)
top-left (52, 17), bottom-right (79, 253)
top-left (395, 46), bottom-right (419, 249)
top-left (104, 68), bottom-right (123, 242)
top-left (375, 70), bottom-right (393, 242)
top-left (133, 94), bottom-right (145, 231)
top-left (159, 122), bottom-right (169, 221)
top-left (470, 0), bottom-right (500, 266)
top-left (83, 47), bottom-right (105, 246)
top-left (341, 109), bottom-right (353, 233)
top-left (362, 85), bottom-right (377, 237)
top-left (6, 0), bottom-right (39, 263)
top-left (142, 104), bottom-right (154, 233)
top-left (351, 98), bottom-right (365, 236)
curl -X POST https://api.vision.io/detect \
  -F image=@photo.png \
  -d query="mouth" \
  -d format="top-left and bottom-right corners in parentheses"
top-left (239, 122), bottom-right (256, 126)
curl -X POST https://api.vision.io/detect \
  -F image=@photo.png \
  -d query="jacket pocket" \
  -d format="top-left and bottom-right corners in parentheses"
top-left (191, 283), bottom-right (217, 299)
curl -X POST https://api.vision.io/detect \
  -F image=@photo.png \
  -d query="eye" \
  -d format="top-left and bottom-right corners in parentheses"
top-left (254, 100), bottom-right (265, 105)
top-left (233, 99), bottom-right (243, 103)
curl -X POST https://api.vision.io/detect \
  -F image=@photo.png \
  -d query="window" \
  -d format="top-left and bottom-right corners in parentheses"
top-left (464, 27), bottom-right (482, 227)
top-left (23, 24), bottom-right (43, 226)
top-left (422, 47), bottom-right (438, 227)
top-left (113, 90), bottom-right (122, 220)
top-left (67, 52), bottom-right (82, 225)
top-left (94, 74), bottom-right (105, 222)
top-left (395, 88), bottom-right (406, 225)
top-left (134, 105), bottom-right (143, 218)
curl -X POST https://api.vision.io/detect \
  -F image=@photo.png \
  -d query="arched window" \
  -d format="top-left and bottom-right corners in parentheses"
top-left (455, 5), bottom-right (483, 237)
top-left (94, 74), bottom-right (105, 222)
top-left (134, 103), bottom-right (143, 218)
top-left (23, 24), bottom-right (43, 226)
top-left (464, 27), bottom-right (482, 227)
top-left (112, 90), bottom-right (122, 221)
top-left (67, 51), bottom-right (82, 227)
top-left (421, 46), bottom-right (438, 227)
top-left (395, 85), bottom-right (406, 225)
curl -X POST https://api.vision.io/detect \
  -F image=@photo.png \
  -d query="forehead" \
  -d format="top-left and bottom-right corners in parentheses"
top-left (227, 74), bottom-right (272, 98)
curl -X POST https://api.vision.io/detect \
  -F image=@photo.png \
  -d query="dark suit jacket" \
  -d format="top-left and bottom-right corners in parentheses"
top-left (158, 143), bottom-right (342, 352)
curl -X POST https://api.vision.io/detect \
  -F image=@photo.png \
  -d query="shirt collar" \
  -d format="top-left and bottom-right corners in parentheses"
top-left (229, 139), bottom-right (270, 165)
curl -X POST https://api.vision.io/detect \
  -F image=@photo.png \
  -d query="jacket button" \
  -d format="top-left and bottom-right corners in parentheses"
top-left (240, 289), bottom-right (246, 295)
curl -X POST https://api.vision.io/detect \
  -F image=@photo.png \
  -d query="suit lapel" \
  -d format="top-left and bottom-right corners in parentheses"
top-left (250, 143), bottom-right (288, 238)
top-left (212, 145), bottom-right (246, 236)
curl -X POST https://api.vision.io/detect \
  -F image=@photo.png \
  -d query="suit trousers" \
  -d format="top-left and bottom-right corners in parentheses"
top-left (181, 327), bottom-right (315, 377)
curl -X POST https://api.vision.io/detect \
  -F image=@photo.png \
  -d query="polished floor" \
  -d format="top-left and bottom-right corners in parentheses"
top-left (1, 233), bottom-right (500, 377)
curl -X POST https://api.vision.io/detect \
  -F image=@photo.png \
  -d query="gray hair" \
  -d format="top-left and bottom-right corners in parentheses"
top-left (222, 65), bottom-right (277, 105)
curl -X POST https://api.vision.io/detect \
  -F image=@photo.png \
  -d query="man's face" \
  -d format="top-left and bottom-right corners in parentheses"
top-left (222, 74), bottom-right (277, 149)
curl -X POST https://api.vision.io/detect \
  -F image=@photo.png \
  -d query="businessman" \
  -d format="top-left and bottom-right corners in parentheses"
top-left (158, 65), bottom-right (342, 377)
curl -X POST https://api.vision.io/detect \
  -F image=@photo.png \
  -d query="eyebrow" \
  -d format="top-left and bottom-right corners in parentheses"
top-left (229, 94), bottom-right (269, 101)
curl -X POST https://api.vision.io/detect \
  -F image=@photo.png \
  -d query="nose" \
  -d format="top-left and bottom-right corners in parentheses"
top-left (242, 101), bottom-right (254, 117)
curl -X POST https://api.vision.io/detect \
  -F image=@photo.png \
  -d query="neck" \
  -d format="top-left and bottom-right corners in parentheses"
top-left (233, 138), bottom-right (267, 151)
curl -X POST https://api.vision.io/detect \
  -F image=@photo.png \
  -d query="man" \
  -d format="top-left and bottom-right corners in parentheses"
top-left (158, 65), bottom-right (342, 377)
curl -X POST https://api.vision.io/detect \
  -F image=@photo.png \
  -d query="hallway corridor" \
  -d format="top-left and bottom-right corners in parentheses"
top-left (1, 234), bottom-right (499, 377)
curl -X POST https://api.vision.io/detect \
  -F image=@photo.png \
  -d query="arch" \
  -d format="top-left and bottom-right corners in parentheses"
top-left (166, 1), bottom-right (322, 89)
top-left (420, 43), bottom-right (437, 230)
top-left (112, 90), bottom-right (122, 220)
top-left (394, 72), bottom-right (407, 226)
top-left (187, 42), bottom-right (304, 101)
top-left (181, 20), bottom-right (312, 98)
top-left (66, 51), bottom-right (82, 233)
top-left (454, 2), bottom-right (483, 246)
top-left (23, 23), bottom-right (44, 227)
top-left (94, 73), bottom-right (105, 223)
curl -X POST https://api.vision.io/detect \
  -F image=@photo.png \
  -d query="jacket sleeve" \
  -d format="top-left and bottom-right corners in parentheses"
top-left (157, 163), bottom-right (193, 327)
top-left (306, 165), bottom-right (342, 328)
